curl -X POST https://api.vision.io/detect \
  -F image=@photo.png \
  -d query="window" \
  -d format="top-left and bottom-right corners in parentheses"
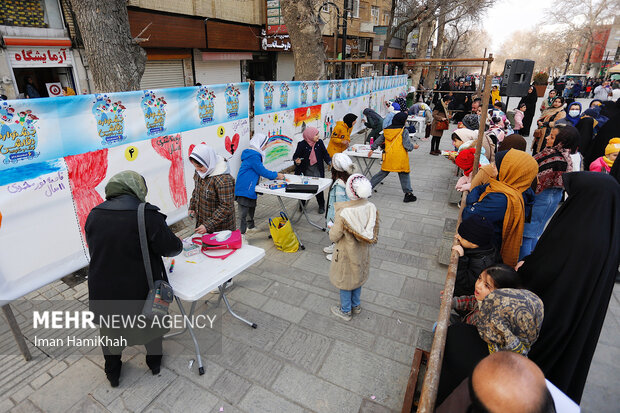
top-left (383, 12), bottom-right (391, 26)
top-left (371, 6), bottom-right (379, 25)
top-left (347, 0), bottom-right (360, 18)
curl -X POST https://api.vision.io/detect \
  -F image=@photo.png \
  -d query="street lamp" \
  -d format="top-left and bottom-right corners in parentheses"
top-left (317, 1), bottom-right (351, 79)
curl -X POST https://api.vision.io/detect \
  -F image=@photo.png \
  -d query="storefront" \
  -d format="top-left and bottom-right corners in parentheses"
top-left (5, 38), bottom-right (80, 98)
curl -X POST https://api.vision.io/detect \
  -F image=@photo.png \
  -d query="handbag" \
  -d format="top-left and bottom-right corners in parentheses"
top-left (285, 184), bottom-right (319, 193)
top-left (192, 229), bottom-right (242, 259)
top-left (436, 118), bottom-right (449, 130)
top-left (269, 212), bottom-right (299, 253)
top-left (533, 128), bottom-right (543, 139)
top-left (138, 203), bottom-right (174, 320)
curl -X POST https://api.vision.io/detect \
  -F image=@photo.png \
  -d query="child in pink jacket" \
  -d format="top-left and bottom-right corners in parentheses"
top-left (590, 138), bottom-right (620, 173)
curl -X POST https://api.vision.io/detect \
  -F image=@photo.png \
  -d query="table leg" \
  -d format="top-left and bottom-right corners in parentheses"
top-left (165, 297), bottom-right (205, 375)
top-left (276, 196), bottom-right (305, 250)
top-left (2, 304), bottom-right (32, 361)
top-left (164, 300), bottom-right (195, 339)
top-left (298, 200), bottom-right (326, 231)
top-left (219, 285), bottom-right (257, 329)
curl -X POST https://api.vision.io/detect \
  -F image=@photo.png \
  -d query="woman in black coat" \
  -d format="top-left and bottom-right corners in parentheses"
top-left (86, 171), bottom-right (182, 387)
top-left (518, 85), bottom-right (538, 137)
top-left (292, 126), bottom-right (332, 213)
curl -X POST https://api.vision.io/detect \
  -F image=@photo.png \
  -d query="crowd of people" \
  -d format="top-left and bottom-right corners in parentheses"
top-left (83, 71), bottom-right (619, 412)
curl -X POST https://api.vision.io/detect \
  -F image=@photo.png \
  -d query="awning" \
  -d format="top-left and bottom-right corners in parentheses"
top-left (608, 64), bottom-right (620, 73)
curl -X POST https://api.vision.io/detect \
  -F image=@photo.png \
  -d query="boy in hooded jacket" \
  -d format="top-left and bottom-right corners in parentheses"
top-left (329, 174), bottom-right (379, 321)
top-left (235, 133), bottom-right (284, 234)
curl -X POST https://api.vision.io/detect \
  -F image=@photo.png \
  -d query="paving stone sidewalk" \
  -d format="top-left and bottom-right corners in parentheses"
top-left (1, 117), bottom-right (618, 412)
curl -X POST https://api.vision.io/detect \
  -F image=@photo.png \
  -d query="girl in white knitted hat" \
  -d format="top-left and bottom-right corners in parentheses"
top-left (323, 153), bottom-right (356, 260)
top-left (329, 174), bottom-right (379, 321)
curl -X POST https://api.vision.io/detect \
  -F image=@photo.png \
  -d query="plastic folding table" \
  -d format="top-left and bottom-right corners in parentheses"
top-left (165, 244), bottom-right (265, 375)
top-left (255, 174), bottom-right (332, 250)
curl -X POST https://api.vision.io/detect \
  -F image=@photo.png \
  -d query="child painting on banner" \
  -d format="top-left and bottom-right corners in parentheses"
top-left (327, 113), bottom-right (357, 157)
top-left (367, 111), bottom-right (419, 203)
top-left (323, 153), bottom-right (356, 261)
top-left (293, 126), bottom-right (331, 214)
top-left (188, 144), bottom-right (236, 234)
top-left (235, 133), bottom-right (285, 236)
top-left (329, 174), bottom-right (379, 321)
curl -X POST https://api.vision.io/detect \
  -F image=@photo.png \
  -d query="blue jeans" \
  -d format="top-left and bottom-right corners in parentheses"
top-left (370, 170), bottom-right (413, 193)
top-left (340, 287), bottom-right (362, 314)
top-left (519, 188), bottom-right (563, 259)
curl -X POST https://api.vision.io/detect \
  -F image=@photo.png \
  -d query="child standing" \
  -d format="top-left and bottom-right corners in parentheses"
top-left (513, 103), bottom-right (526, 134)
top-left (323, 153), bottom-right (356, 261)
top-left (293, 126), bottom-right (331, 213)
top-left (327, 113), bottom-right (357, 157)
top-left (452, 215), bottom-right (501, 297)
top-left (590, 138), bottom-right (620, 173)
top-left (235, 133), bottom-right (285, 235)
top-left (451, 264), bottom-right (521, 326)
top-left (188, 144), bottom-right (236, 234)
top-left (329, 174), bottom-right (379, 321)
top-left (368, 111), bottom-right (419, 202)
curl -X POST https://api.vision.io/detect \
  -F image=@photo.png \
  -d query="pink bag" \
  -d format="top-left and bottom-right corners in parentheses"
top-left (192, 230), bottom-right (242, 260)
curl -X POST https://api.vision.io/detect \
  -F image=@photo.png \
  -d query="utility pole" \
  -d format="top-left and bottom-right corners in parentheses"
top-left (341, 0), bottom-right (349, 79)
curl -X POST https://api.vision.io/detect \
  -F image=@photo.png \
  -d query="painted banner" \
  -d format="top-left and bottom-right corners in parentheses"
top-left (0, 83), bottom-right (250, 305)
top-left (254, 75), bottom-right (407, 170)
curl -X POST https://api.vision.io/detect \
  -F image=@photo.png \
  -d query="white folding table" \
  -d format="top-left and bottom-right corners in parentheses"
top-left (255, 174), bottom-right (332, 250)
top-left (342, 144), bottom-right (383, 178)
top-left (165, 244), bottom-right (265, 375)
top-left (407, 115), bottom-right (426, 140)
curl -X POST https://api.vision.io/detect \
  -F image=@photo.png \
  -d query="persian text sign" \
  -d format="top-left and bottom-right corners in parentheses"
top-left (9, 47), bottom-right (74, 68)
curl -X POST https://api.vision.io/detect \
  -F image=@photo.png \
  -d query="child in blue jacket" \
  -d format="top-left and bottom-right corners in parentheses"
top-left (235, 133), bottom-right (284, 234)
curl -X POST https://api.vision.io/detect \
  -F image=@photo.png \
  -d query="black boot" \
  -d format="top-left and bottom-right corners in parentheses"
top-left (403, 193), bottom-right (417, 203)
top-left (146, 354), bottom-right (162, 375)
top-left (104, 355), bottom-right (122, 387)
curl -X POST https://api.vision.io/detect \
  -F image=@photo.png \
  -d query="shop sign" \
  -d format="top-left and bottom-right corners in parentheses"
top-left (9, 47), bottom-right (74, 68)
top-left (261, 30), bottom-right (291, 51)
top-left (45, 83), bottom-right (63, 97)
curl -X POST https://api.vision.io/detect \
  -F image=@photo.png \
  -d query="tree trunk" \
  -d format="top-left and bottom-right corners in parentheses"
top-left (379, 0), bottom-right (397, 59)
top-left (409, 21), bottom-right (433, 87)
top-left (69, 0), bottom-right (146, 93)
top-left (424, 12), bottom-right (446, 88)
top-left (280, 0), bottom-right (327, 80)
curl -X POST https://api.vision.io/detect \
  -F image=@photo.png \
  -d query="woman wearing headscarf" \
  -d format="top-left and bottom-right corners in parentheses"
top-left (470, 135), bottom-right (528, 189)
top-left (362, 108), bottom-right (383, 145)
top-left (368, 111), bottom-right (419, 202)
top-left (532, 96), bottom-right (566, 154)
top-left (539, 89), bottom-right (558, 113)
top-left (293, 126), bottom-right (331, 213)
top-left (188, 143), bottom-right (236, 234)
top-left (430, 95), bottom-right (453, 155)
top-left (327, 113), bottom-right (357, 156)
top-left (462, 149), bottom-right (538, 266)
top-left (583, 102), bottom-right (619, 168)
top-left (557, 101), bottom-right (582, 127)
top-left (436, 288), bottom-right (545, 405)
top-left (86, 171), bottom-right (183, 387)
top-left (519, 125), bottom-right (575, 259)
top-left (235, 133), bottom-right (285, 235)
top-left (518, 172), bottom-right (620, 403)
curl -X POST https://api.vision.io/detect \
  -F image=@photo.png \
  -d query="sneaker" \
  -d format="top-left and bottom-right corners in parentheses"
top-left (352, 305), bottom-right (362, 314)
top-left (323, 243), bottom-right (335, 254)
top-left (318, 207), bottom-right (325, 214)
top-left (241, 234), bottom-right (248, 244)
top-left (245, 227), bottom-right (260, 235)
top-left (326, 254), bottom-right (333, 261)
top-left (330, 305), bottom-right (352, 321)
top-left (403, 193), bottom-right (417, 203)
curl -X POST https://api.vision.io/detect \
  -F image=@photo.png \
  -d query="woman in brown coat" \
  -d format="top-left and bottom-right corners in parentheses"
top-left (329, 174), bottom-right (379, 321)
top-left (532, 97), bottom-right (566, 155)
top-left (430, 95), bottom-right (453, 155)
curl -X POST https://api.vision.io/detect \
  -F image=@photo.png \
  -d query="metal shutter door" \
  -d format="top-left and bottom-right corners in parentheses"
top-left (140, 60), bottom-right (185, 90)
top-left (194, 60), bottom-right (241, 85)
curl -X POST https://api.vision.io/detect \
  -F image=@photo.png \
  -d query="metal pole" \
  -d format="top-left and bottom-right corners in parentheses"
top-left (325, 57), bottom-right (494, 63)
top-left (2, 304), bottom-right (32, 361)
top-left (341, 0), bottom-right (349, 79)
top-left (472, 56), bottom-right (494, 178)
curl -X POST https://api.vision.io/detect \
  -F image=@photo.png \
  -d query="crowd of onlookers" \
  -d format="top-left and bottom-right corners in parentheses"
top-left (398, 75), bottom-right (620, 410)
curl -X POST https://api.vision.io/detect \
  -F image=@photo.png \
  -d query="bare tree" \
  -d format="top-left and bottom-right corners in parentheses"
top-left (69, 0), bottom-right (146, 92)
top-left (548, 0), bottom-right (618, 72)
top-left (279, 0), bottom-right (327, 80)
